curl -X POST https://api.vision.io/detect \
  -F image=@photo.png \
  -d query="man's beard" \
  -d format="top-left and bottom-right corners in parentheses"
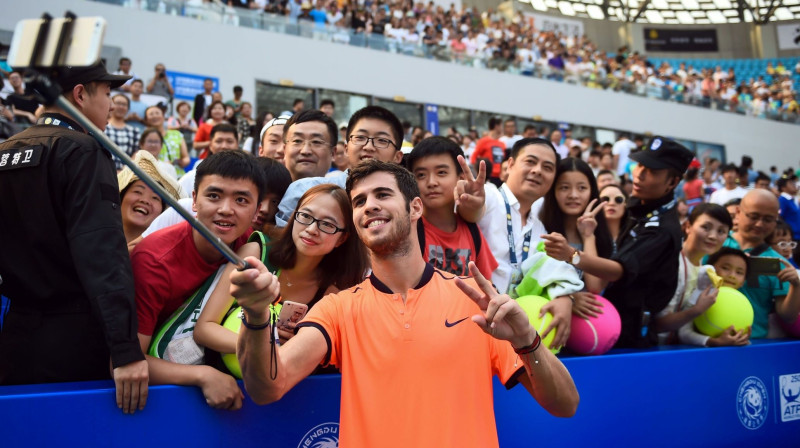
top-left (364, 214), bottom-right (412, 260)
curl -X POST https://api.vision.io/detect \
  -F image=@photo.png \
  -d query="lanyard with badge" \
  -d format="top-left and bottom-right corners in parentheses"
top-left (500, 188), bottom-right (532, 291)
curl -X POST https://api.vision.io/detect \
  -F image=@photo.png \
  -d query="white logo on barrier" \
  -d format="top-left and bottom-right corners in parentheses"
top-left (737, 376), bottom-right (768, 429)
top-left (779, 373), bottom-right (800, 423)
top-left (298, 422), bottom-right (339, 448)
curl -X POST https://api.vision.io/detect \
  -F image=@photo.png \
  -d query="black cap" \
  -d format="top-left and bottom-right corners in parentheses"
top-left (56, 60), bottom-right (131, 92)
top-left (629, 136), bottom-right (693, 174)
top-left (777, 174), bottom-right (798, 190)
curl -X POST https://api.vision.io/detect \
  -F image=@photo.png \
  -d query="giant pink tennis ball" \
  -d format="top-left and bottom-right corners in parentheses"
top-left (566, 295), bottom-right (621, 355)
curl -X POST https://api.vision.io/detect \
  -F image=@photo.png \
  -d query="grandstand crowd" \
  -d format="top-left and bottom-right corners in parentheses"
top-left (1, 4), bottom-right (799, 438)
top-left (102, 0), bottom-right (800, 123)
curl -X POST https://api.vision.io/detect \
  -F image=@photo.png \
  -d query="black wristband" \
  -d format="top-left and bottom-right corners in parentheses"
top-left (513, 331), bottom-right (542, 355)
top-left (241, 312), bottom-right (270, 331)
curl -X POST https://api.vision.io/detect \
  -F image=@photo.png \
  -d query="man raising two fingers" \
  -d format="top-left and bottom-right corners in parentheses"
top-left (232, 160), bottom-right (578, 448)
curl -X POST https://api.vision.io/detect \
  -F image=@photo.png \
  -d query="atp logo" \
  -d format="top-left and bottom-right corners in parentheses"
top-left (779, 373), bottom-right (800, 423)
top-left (298, 422), bottom-right (339, 448)
top-left (736, 376), bottom-right (768, 430)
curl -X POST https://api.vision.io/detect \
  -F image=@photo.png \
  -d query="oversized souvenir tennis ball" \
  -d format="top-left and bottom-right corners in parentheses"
top-left (566, 295), bottom-right (621, 355)
top-left (515, 295), bottom-right (560, 354)
top-left (693, 287), bottom-right (754, 337)
top-left (220, 304), bottom-right (282, 379)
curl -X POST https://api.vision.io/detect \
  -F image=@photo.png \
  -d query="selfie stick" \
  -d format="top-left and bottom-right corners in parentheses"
top-left (22, 12), bottom-right (250, 271)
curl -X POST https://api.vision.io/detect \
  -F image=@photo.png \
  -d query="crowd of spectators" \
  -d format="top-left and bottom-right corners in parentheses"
top-left (106, 0), bottom-right (800, 124)
top-left (1, 54), bottom-right (799, 429)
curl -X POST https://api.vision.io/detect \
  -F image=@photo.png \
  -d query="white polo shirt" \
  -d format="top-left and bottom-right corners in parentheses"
top-left (478, 183), bottom-right (545, 295)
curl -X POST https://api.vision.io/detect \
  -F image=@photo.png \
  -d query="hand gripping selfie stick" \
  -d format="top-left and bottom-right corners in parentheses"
top-left (19, 12), bottom-right (251, 270)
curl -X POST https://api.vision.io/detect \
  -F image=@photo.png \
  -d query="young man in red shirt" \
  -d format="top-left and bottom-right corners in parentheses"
top-left (131, 150), bottom-right (266, 410)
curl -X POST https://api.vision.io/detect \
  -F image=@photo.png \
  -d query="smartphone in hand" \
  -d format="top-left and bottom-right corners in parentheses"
top-left (277, 301), bottom-right (309, 332)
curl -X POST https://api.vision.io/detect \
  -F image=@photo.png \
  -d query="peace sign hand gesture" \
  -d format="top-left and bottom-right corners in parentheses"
top-left (455, 261), bottom-right (537, 349)
top-left (577, 198), bottom-right (605, 240)
top-left (454, 155), bottom-right (487, 213)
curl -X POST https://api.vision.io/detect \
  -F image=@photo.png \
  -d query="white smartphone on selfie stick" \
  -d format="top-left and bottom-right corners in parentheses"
top-left (8, 16), bottom-right (105, 68)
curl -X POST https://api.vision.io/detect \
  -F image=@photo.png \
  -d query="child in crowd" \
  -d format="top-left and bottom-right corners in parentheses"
top-left (769, 220), bottom-right (799, 268)
top-left (194, 184), bottom-right (369, 361)
top-left (654, 204), bottom-right (748, 347)
top-left (405, 136), bottom-right (497, 277)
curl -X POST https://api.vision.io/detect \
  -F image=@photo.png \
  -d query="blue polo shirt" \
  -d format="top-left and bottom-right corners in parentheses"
top-left (716, 235), bottom-right (789, 338)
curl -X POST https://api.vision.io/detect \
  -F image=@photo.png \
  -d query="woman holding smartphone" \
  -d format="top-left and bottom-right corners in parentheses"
top-left (194, 184), bottom-right (369, 357)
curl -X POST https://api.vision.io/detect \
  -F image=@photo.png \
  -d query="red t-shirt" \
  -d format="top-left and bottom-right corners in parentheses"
top-left (683, 178), bottom-right (703, 200)
top-left (420, 216), bottom-right (498, 277)
top-left (470, 136), bottom-right (506, 178)
top-left (131, 221), bottom-right (250, 336)
top-left (194, 122), bottom-right (214, 159)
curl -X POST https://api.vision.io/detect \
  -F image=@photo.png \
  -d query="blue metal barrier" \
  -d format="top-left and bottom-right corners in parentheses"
top-left (1, 340), bottom-right (798, 447)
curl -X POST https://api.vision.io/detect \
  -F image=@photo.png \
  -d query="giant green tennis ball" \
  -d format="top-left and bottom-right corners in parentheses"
top-left (693, 287), bottom-right (754, 337)
top-left (515, 295), bottom-right (560, 354)
top-left (221, 304), bottom-right (282, 379)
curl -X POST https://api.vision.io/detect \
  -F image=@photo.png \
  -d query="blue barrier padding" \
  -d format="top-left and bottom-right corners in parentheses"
top-left (1, 340), bottom-right (799, 447)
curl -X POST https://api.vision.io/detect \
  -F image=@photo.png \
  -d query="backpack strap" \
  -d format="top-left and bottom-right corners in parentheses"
top-left (417, 219), bottom-right (426, 256)
top-left (148, 268), bottom-right (222, 360)
top-left (466, 221), bottom-right (482, 256)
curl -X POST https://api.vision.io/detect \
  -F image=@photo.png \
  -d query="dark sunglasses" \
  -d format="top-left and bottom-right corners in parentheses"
top-left (601, 196), bottom-right (625, 204)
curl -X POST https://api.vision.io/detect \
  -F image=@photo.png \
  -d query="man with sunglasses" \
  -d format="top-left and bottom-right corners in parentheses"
top-left (275, 106), bottom-right (404, 227)
top-left (717, 189), bottom-right (800, 338)
top-left (544, 136), bottom-right (694, 348)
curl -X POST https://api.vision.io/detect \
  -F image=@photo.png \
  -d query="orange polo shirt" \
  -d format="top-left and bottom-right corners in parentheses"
top-left (299, 264), bottom-right (523, 448)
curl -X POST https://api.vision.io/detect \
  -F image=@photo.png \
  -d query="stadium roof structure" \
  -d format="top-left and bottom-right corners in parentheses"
top-left (516, 0), bottom-right (800, 24)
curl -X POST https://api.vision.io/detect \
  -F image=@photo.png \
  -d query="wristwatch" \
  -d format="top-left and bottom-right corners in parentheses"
top-left (569, 250), bottom-right (581, 266)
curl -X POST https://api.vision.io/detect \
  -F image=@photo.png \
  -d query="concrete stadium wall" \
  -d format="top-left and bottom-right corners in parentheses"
top-left (2, 0), bottom-right (797, 171)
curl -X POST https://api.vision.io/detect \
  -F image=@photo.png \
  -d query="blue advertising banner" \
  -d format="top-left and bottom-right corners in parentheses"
top-left (425, 103), bottom-right (439, 136)
top-left (1, 340), bottom-right (798, 447)
top-left (166, 71), bottom-right (218, 100)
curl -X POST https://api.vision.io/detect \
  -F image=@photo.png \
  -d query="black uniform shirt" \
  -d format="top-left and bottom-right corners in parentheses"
top-left (604, 193), bottom-right (682, 348)
top-left (0, 113), bottom-right (143, 368)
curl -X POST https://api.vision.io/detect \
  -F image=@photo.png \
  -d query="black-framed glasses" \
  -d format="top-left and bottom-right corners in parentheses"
top-left (348, 135), bottom-right (396, 150)
top-left (294, 211), bottom-right (345, 235)
top-left (777, 241), bottom-right (798, 250)
top-left (601, 196), bottom-right (625, 204)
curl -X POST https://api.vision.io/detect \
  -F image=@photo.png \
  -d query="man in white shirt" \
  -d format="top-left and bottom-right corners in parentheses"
top-left (709, 163), bottom-right (748, 206)
top-left (612, 134), bottom-right (637, 178)
top-left (473, 138), bottom-right (578, 348)
top-left (498, 118), bottom-right (523, 152)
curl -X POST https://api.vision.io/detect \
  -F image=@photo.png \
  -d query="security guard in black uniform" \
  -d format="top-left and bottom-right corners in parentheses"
top-left (543, 136), bottom-right (693, 348)
top-left (0, 62), bottom-right (149, 413)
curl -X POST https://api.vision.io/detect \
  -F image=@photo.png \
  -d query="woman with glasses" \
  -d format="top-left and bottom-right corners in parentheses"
top-left (540, 157), bottom-right (614, 296)
top-left (194, 184), bottom-right (369, 364)
top-left (599, 183), bottom-right (628, 253)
